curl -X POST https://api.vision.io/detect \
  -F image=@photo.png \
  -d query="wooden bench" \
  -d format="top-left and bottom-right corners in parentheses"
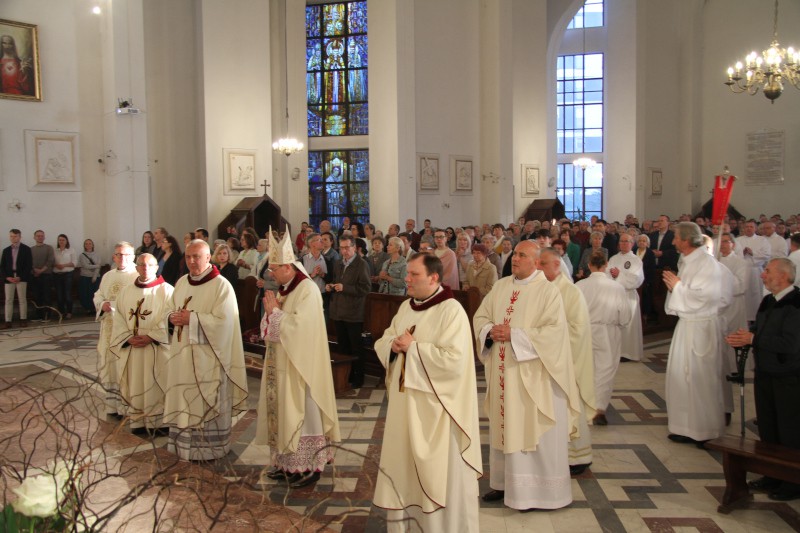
top-left (705, 436), bottom-right (800, 513)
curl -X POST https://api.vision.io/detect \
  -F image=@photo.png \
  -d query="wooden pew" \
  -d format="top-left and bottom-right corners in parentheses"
top-left (705, 436), bottom-right (800, 513)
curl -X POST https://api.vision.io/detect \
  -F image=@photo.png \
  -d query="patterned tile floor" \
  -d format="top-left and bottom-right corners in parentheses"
top-left (1, 319), bottom-right (798, 532)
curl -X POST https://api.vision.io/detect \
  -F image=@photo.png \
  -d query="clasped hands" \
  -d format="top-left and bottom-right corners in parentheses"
top-left (489, 324), bottom-right (511, 343)
top-left (168, 309), bottom-right (191, 326)
top-left (391, 328), bottom-right (415, 353)
top-left (725, 328), bottom-right (754, 348)
top-left (662, 270), bottom-right (680, 291)
top-left (128, 335), bottom-right (154, 348)
top-left (325, 283), bottom-right (344, 292)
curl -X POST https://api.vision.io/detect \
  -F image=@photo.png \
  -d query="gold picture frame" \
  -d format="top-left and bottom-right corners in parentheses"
top-left (0, 18), bottom-right (42, 102)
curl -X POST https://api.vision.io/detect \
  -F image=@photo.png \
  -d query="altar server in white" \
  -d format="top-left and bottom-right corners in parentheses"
top-left (663, 223), bottom-right (725, 444)
top-left (607, 233), bottom-right (644, 362)
top-left (736, 220), bottom-right (771, 321)
top-left (577, 251), bottom-right (632, 426)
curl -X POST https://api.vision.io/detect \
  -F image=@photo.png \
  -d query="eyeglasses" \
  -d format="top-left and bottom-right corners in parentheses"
top-left (114, 253), bottom-right (133, 257)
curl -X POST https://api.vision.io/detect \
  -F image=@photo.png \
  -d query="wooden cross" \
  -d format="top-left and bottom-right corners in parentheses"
top-left (128, 298), bottom-right (152, 336)
top-left (261, 180), bottom-right (271, 196)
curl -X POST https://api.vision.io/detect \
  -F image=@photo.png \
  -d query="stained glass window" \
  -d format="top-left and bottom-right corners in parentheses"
top-left (308, 150), bottom-right (369, 229)
top-left (306, 2), bottom-right (368, 137)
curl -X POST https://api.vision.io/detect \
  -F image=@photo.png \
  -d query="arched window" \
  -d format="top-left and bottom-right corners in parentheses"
top-left (557, 0), bottom-right (604, 221)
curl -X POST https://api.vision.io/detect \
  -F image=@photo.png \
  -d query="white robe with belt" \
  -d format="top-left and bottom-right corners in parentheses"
top-left (735, 234), bottom-right (770, 321)
top-left (576, 272), bottom-right (632, 411)
top-left (665, 247), bottom-right (725, 441)
top-left (607, 251), bottom-right (644, 361)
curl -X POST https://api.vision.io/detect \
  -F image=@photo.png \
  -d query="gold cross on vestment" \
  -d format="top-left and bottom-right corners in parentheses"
top-left (128, 298), bottom-right (152, 336)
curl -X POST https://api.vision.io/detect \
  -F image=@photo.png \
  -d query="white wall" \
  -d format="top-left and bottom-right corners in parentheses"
top-left (0, 0), bottom-right (100, 254)
top-left (413, 0), bottom-right (480, 228)
top-left (199, 0), bottom-right (273, 239)
top-left (699, 0), bottom-right (800, 219)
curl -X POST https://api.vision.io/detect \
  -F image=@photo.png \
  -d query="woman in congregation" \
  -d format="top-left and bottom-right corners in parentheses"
top-left (455, 232), bottom-right (473, 289)
top-left (136, 231), bottom-right (156, 257)
top-left (160, 235), bottom-right (183, 286)
top-left (367, 236), bottom-right (389, 289)
top-left (463, 243), bottom-right (497, 298)
top-left (226, 236), bottom-right (241, 264)
top-left (236, 232), bottom-right (259, 280)
top-left (53, 234), bottom-right (77, 319)
top-left (576, 231), bottom-right (608, 280)
top-left (213, 244), bottom-right (239, 287)
top-left (378, 236), bottom-right (407, 295)
top-left (636, 233), bottom-right (658, 323)
top-left (445, 227), bottom-right (457, 250)
top-left (77, 238), bottom-right (101, 315)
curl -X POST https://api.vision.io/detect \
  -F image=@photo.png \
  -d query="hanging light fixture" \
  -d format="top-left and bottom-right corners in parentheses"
top-left (272, 138), bottom-right (304, 156)
top-left (572, 157), bottom-right (596, 171)
top-left (272, 0), bottom-right (304, 157)
top-left (725, 0), bottom-right (800, 103)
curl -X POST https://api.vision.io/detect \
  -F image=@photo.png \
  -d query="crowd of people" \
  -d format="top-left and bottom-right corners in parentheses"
top-left (2, 208), bottom-right (799, 525)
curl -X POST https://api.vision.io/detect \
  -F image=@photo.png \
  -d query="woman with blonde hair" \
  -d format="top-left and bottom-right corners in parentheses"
top-left (378, 237), bottom-right (407, 295)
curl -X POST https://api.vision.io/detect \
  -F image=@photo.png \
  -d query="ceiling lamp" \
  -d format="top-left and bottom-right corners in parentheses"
top-left (272, 138), bottom-right (304, 157)
top-left (725, 0), bottom-right (799, 103)
top-left (572, 157), bottom-right (596, 171)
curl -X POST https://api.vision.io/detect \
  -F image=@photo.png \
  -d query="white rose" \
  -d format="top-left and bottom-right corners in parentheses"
top-left (11, 473), bottom-right (61, 518)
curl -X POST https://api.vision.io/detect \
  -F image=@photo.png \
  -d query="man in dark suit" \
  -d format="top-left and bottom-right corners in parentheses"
top-left (328, 235), bottom-right (372, 388)
top-left (594, 219), bottom-right (618, 257)
top-left (405, 218), bottom-right (421, 252)
top-left (648, 214), bottom-right (678, 271)
top-left (1, 229), bottom-right (33, 328)
top-left (727, 258), bottom-right (800, 502)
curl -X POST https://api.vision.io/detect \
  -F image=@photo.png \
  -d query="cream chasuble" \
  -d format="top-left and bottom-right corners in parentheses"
top-left (109, 277), bottom-right (173, 428)
top-left (163, 267), bottom-right (248, 460)
top-left (373, 287), bottom-right (482, 530)
top-left (94, 267), bottom-right (138, 414)
top-left (254, 273), bottom-right (340, 472)
top-left (473, 272), bottom-right (581, 510)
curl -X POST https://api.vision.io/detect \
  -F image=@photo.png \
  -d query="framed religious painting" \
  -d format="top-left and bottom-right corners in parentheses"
top-left (223, 148), bottom-right (257, 195)
top-left (450, 155), bottom-right (473, 195)
top-left (417, 153), bottom-right (439, 193)
top-left (25, 130), bottom-right (81, 191)
top-left (521, 164), bottom-right (540, 197)
top-left (650, 168), bottom-right (663, 196)
top-left (0, 19), bottom-right (42, 102)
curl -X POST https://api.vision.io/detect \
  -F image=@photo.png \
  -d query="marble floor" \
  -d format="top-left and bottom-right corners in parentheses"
top-left (1, 317), bottom-right (798, 532)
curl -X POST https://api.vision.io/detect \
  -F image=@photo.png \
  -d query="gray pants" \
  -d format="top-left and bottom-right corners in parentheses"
top-left (4, 282), bottom-right (28, 321)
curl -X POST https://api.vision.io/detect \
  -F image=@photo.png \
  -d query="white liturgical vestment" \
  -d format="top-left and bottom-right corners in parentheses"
top-left (735, 234), bottom-right (770, 321)
top-left (374, 286), bottom-right (482, 533)
top-left (474, 271), bottom-right (581, 510)
top-left (577, 272), bottom-right (632, 411)
top-left (109, 276), bottom-right (173, 428)
top-left (94, 266), bottom-right (138, 414)
top-left (607, 251), bottom-right (644, 361)
top-left (665, 248), bottom-right (725, 441)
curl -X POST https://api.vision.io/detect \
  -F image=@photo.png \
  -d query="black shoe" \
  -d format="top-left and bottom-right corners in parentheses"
top-left (620, 357), bottom-right (633, 363)
top-left (481, 489), bottom-right (505, 502)
top-left (290, 471), bottom-right (320, 489)
top-left (695, 440), bottom-right (710, 450)
top-left (593, 414), bottom-right (608, 426)
top-left (667, 434), bottom-right (696, 444)
top-left (266, 468), bottom-right (288, 481)
top-left (570, 463), bottom-right (591, 476)
top-left (748, 476), bottom-right (782, 491)
top-left (768, 485), bottom-right (800, 502)
top-left (725, 413), bottom-right (732, 426)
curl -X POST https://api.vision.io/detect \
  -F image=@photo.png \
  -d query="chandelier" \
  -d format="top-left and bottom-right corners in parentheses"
top-left (572, 157), bottom-right (596, 171)
top-left (725, 0), bottom-right (800, 103)
top-left (272, 138), bottom-right (304, 157)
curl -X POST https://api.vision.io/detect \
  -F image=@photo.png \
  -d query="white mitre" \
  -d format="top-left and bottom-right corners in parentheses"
top-left (268, 228), bottom-right (309, 276)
